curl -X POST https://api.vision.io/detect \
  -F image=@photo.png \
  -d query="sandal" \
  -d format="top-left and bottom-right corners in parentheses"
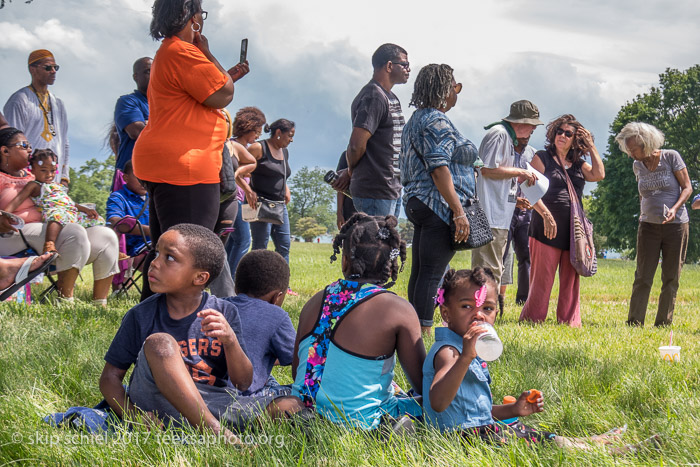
top-left (43, 241), bottom-right (58, 254)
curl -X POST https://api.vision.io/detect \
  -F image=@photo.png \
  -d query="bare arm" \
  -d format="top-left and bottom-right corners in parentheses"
top-left (394, 300), bottom-right (427, 394)
top-left (99, 363), bottom-right (137, 418)
top-left (198, 309), bottom-right (252, 391)
top-left (292, 291), bottom-right (325, 380)
top-left (124, 121), bottom-right (146, 140)
top-left (4, 182), bottom-right (40, 213)
top-left (663, 168), bottom-right (692, 223)
top-left (247, 142), bottom-right (263, 161)
top-left (336, 192), bottom-right (346, 230)
top-left (193, 33), bottom-right (234, 109)
top-left (692, 196), bottom-right (700, 210)
top-left (108, 217), bottom-right (151, 237)
top-left (430, 166), bottom-right (469, 243)
top-left (346, 127), bottom-right (372, 173)
top-left (579, 128), bottom-right (605, 182)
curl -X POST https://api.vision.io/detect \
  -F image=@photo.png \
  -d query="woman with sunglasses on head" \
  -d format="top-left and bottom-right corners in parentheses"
top-left (0, 127), bottom-right (120, 305)
top-left (132, 0), bottom-right (250, 300)
top-left (400, 64), bottom-right (479, 335)
top-left (519, 114), bottom-right (604, 327)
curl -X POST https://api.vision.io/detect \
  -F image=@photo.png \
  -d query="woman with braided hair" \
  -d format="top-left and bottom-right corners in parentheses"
top-left (400, 63), bottom-right (479, 334)
top-left (291, 213), bottom-right (425, 430)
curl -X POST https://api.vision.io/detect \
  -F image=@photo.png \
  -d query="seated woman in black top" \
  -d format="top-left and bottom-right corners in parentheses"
top-left (519, 114), bottom-right (605, 327)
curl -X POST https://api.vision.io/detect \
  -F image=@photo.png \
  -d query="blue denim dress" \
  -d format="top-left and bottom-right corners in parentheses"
top-left (422, 327), bottom-right (494, 431)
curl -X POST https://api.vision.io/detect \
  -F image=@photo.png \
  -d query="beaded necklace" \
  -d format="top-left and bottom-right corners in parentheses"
top-left (29, 84), bottom-right (57, 139)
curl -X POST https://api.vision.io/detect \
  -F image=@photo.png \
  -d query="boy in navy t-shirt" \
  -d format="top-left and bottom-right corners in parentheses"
top-left (225, 250), bottom-right (296, 396)
top-left (99, 224), bottom-right (301, 443)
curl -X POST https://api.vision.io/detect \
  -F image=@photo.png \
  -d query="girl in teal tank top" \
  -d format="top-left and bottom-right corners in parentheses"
top-left (291, 213), bottom-right (425, 430)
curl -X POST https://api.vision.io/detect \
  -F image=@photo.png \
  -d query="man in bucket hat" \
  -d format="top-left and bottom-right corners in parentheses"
top-left (471, 100), bottom-right (543, 314)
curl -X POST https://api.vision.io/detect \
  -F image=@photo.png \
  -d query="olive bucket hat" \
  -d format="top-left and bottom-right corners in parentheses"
top-left (502, 100), bottom-right (543, 126)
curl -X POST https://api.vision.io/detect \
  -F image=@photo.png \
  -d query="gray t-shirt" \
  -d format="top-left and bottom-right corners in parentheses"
top-left (633, 149), bottom-right (689, 224)
top-left (349, 80), bottom-right (405, 200)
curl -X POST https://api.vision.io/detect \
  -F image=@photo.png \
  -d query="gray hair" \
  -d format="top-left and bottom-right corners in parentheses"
top-left (615, 122), bottom-right (665, 157)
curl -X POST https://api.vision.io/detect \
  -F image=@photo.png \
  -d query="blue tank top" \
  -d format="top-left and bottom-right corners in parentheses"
top-left (291, 279), bottom-right (421, 430)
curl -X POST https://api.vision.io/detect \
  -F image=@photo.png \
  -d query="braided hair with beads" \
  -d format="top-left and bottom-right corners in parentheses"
top-left (330, 213), bottom-right (406, 288)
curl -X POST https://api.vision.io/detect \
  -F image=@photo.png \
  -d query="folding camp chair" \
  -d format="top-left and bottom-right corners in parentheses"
top-left (111, 217), bottom-right (152, 298)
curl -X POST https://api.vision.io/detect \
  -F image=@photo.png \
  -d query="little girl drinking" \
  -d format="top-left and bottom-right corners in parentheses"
top-left (5, 149), bottom-right (104, 253)
top-left (423, 267), bottom-right (653, 452)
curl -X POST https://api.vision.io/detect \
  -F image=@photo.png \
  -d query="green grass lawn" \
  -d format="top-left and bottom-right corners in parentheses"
top-left (1, 243), bottom-right (698, 465)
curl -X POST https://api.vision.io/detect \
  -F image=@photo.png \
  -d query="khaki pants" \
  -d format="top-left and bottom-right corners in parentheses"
top-left (471, 228), bottom-right (509, 287)
top-left (628, 221), bottom-right (688, 326)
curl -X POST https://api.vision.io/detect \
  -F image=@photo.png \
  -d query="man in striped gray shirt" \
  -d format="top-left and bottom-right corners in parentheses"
top-left (334, 43), bottom-right (409, 218)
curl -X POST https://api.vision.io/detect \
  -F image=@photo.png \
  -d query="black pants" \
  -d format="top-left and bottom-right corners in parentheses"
top-left (406, 197), bottom-right (455, 327)
top-left (140, 182), bottom-right (221, 301)
top-left (507, 208), bottom-right (532, 304)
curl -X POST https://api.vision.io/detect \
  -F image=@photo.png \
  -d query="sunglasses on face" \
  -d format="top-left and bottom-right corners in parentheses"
top-left (391, 61), bottom-right (410, 70)
top-left (32, 64), bottom-right (60, 72)
top-left (453, 83), bottom-right (462, 94)
top-left (12, 141), bottom-right (32, 151)
top-left (200, 10), bottom-right (208, 20)
top-left (556, 128), bottom-right (575, 138)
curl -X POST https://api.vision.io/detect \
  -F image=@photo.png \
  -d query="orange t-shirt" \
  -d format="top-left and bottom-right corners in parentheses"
top-left (132, 36), bottom-right (229, 186)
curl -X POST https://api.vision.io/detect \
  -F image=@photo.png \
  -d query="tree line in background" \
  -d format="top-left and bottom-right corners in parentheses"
top-left (589, 65), bottom-right (700, 262)
top-left (67, 65), bottom-right (699, 260)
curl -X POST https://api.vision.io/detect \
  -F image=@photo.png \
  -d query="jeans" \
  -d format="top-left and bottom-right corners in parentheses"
top-left (249, 204), bottom-right (291, 264)
top-left (353, 196), bottom-right (402, 218)
top-left (628, 221), bottom-right (688, 326)
top-left (225, 201), bottom-right (251, 282)
top-left (405, 197), bottom-right (455, 327)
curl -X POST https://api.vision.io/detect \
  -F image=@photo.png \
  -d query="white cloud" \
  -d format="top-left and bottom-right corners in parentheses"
top-left (0, 0), bottom-right (697, 172)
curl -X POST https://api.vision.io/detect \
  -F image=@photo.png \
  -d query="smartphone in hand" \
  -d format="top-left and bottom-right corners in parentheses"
top-left (240, 38), bottom-right (248, 63)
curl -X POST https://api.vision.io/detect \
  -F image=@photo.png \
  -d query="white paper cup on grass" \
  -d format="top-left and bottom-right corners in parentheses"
top-left (659, 345), bottom-right (681, 362)
top-left (475, 322), bottom-right (503, 361)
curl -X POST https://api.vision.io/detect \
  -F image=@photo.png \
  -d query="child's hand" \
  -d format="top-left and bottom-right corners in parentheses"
top-left (85, 208), bottom-right (99, 219)
top-left (460, 322), bottom-right (488, 362)
top-left (198, 309), bottom-right (238, 346)
top-left (514, 390), bottom-right (544, 417)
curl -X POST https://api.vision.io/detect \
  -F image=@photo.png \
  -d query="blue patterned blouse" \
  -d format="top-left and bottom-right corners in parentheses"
top-left (400, 108), bottom-right (478, 225)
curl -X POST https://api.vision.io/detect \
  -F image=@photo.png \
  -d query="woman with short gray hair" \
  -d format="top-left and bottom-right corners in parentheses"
top-left (615, 122), bottom-right (692, 326)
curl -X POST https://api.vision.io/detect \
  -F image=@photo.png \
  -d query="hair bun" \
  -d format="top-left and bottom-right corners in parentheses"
top-left (263, 123), bottom-right (271, 133)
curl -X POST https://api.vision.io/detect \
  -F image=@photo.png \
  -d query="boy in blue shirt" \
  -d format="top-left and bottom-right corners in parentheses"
top-left (99, 223), bottom-right (301, 443)
top-left (106, 161), bottom-right (150, 257)
top-left (225, 250), bottom-right (296, 396)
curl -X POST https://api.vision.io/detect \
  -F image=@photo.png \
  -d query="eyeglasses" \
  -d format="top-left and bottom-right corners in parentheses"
top-left (200, 10), bottom-right (208, 20)
top-left (556, 128), bottom-right (575, 138)
top-left (11, 141), bottom-right (32, 151)
top-left (453, 83), bottom-right (462, 94)
top-left (391, 61), bottom-right (410, 70)
top-left (32, 64), bottom-right (60, 72)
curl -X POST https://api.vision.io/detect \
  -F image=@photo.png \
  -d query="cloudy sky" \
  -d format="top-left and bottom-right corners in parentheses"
top-left (1, 0), bottom-right (699, 179)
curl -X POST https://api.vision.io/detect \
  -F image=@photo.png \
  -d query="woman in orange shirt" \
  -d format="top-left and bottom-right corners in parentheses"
top-left (132, 0), bottom-right (248, 300)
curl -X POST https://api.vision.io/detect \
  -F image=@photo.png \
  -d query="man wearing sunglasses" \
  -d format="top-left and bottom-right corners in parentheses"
top-left (333, 43), bottom-right (410, 218)
top-left (3, 49), bottom-right (70, 186)
top-left (472, 100), bottom-right (543, 314)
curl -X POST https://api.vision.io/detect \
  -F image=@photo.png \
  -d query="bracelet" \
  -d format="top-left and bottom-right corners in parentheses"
top-left (453, 214), bottom-right (467, 220)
